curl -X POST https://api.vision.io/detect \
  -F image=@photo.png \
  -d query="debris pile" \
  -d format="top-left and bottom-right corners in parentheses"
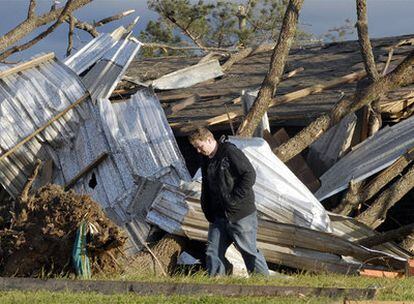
top-left (1, 21), bottom-right (414, 279)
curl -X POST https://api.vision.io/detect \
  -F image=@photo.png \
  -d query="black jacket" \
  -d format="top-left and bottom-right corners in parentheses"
top-left (200, 141), bottom-right (256, 223)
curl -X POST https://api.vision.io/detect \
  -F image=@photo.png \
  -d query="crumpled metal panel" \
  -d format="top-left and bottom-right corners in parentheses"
top-left (229, 137), bottom-right (331, 232)
top-left (51, 102), bottom-right (134, 209)
top-left (99, 89), bottom-right (191, 184)
top-left (82, 38), bottom-right (141, 101)
top-left (315, 115), bottom-right (414, 201)
top-left (151, 59), bottom-right (224, 90)
top-left (63, 33), bottom-right (119, 75)
top-left (0, 58), bottom-right (89, 198)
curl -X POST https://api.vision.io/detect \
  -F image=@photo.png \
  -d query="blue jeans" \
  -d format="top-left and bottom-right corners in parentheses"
top-left (206, 211), bottom-right (269, 276)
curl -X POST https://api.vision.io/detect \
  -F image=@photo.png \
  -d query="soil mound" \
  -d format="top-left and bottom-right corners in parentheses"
top-left (0, 184), bottom-right (127, 277)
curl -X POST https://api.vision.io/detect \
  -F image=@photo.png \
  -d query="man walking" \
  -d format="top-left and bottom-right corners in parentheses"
top-left (189, 127), bottom-right (269, 276)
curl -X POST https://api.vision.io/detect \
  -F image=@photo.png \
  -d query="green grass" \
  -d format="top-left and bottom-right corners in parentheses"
top-left (1, 273), bottom-right (414, 303)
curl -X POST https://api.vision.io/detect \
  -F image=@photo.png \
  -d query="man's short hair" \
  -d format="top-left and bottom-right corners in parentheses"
top-left (189, 127), bottom-right (214, 145)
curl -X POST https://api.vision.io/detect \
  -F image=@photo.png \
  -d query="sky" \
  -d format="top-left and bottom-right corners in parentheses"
top-left (0, 0), bottom-right (414, 60)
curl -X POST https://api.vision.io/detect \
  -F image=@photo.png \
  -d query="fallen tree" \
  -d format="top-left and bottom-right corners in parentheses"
top-left (274, 50), bottom-right (414, 162)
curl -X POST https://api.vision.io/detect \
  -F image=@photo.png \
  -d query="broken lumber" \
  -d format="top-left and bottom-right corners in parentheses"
top-left (164, 94), bottom-right (198, 116)
top-left (269, 69), bottom-right (368, 108)
top-left (0, 52), bottom-right (55, 78)
top-left (188, 68), bottom-right (368, 136)
top-left (182, 200), bottom-right (406, 271)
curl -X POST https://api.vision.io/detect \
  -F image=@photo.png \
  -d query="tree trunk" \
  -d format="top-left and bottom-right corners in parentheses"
top-left (236, 0), bottom-right (304, 137)
top-left (356, 162), bottom-right (414, 229)
top-left (356, 0), bottom-right (382, 136)
top-left (357, 223), bottom-right (414, 248)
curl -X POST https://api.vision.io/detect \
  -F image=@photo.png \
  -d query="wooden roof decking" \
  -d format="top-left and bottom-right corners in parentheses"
top-left (125, 34), bottom-right (414, 132)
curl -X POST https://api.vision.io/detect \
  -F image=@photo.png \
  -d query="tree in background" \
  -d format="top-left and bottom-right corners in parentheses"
top-left (140, 0), bottom-right (311, 57)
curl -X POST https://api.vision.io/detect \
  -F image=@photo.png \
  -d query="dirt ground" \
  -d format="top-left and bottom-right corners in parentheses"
top-left (0, 184), bottom-right (127, 277)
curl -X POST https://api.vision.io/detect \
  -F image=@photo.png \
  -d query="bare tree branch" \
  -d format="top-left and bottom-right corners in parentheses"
top-left (0, 0), bottom-right (92, 54)
top-left (222, 43), bottom-right (276, 72)
top-left (0, 0), bottom-right (76, 61)
top-left (356, 0), bottom-right (378, 81)
top-left (93, 9), bottom-right (135, 27)
top-left (66, 15), bottom-right (99, 37)
top-left (142, 42), bottom-right (231, 53)
top-left (66, 15), bottom-right (75, 56)
top-left (158, 6), bottom-right (207, 51)
top-left (27, 0), bottom-right (37, 19)
top-left (236, 0), bottom-right (305, 137)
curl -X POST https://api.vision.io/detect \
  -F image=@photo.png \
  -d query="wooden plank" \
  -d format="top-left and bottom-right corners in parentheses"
top-left (65, 153), bottom-right (109, 190)
top-left (164, 94), bottom-right (198, 116)
top-left (188, 68), bottom-right (369, 132)
top-left (0, 277), bottom-right (377, 299)
top-left (0, 53), bottom-right (55, 79)
top-left (0, 93), bottom-right (90, 163)
top-left (271, 128), bottom-right (320, 192)
top-left (359, 269), bottom-right (404, 278)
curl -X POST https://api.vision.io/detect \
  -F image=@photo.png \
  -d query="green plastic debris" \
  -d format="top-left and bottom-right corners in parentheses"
top-left (72, 220), bottom-right (91, 279)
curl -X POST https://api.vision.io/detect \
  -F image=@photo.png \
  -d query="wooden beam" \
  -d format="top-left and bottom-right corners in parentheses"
top-left (0, 276), bottom-right (377, 299)
top-left (65, 152), bottom-right (109, 190)
top-left (0, 93), bottom-right (90, 163)
top-left (0, 53), bottom-right (55, 79)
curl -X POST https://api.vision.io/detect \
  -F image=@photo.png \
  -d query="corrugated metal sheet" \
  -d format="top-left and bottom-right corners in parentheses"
top-left (315, 115), bottom-right (414, 201)
top-left (307, 113), bottom-right (357, 177)
top-left (151, 59), bottom-right (224, 90)
top-left (51, 88), bottom-right (190, 248)
top-left (82, 38), bottom-right (142, 100)
top-left (0, 57), bottom-right (89, 198)
top-left (63, 31), bottom-right (123, 75)
top-left (100, 90), bottom-right (191, 184)
top-left (228, 137), bottom-right (331, 232)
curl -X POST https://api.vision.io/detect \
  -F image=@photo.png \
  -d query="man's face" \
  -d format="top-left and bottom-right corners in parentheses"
top-left (192, 138), bottom-right (216, 157)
